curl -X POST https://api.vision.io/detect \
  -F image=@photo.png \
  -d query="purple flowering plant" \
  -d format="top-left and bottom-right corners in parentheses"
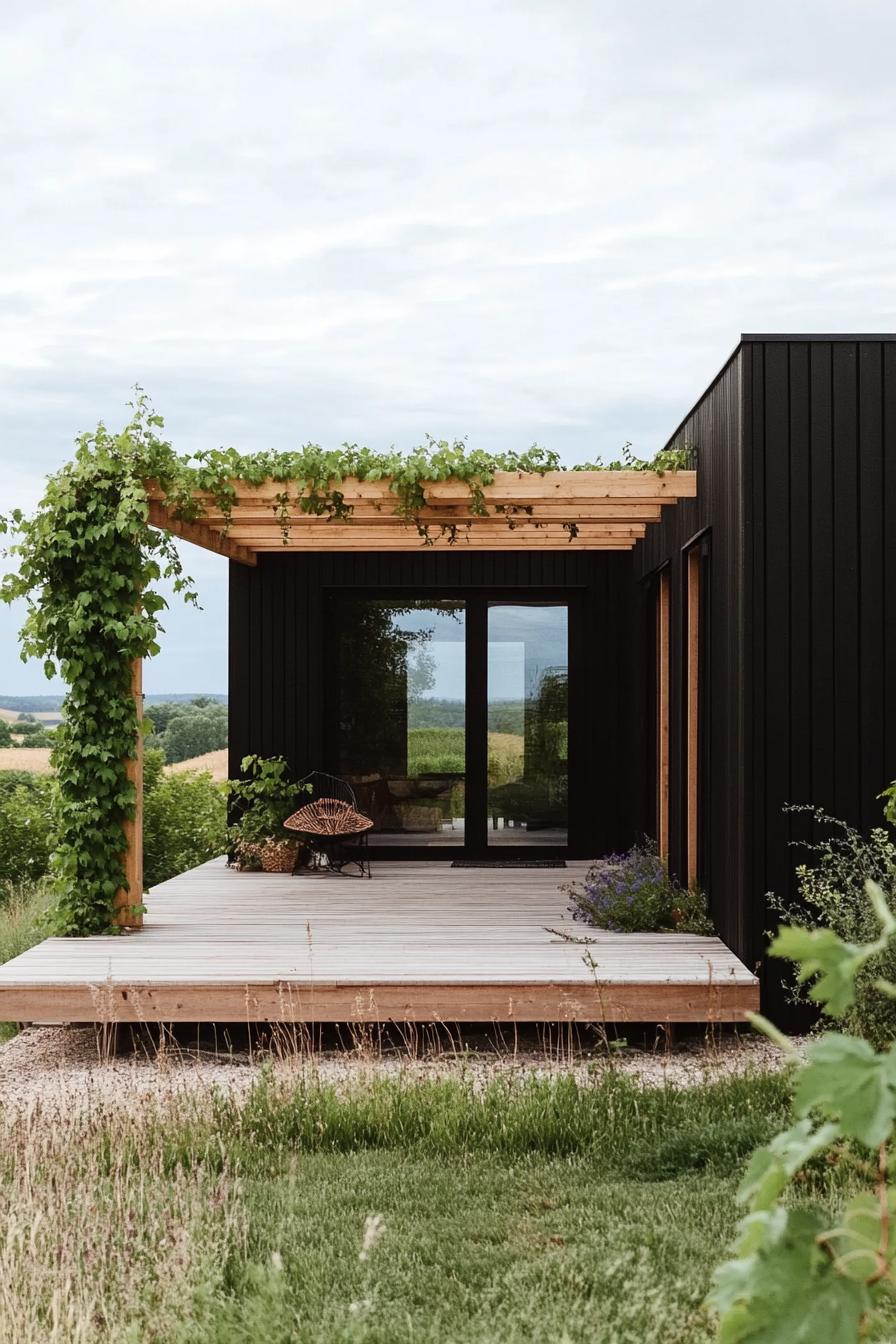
top-left (564, 840), bottom-right (713, 934)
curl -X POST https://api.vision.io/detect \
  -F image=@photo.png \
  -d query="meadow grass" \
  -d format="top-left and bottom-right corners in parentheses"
top-left (0, 1065), bottom-right (876, 1344)
top-left (0, 879), bottom-right (52, 1041)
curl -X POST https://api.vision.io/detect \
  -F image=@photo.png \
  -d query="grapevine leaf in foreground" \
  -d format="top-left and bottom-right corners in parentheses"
top-left (738, 1119), bottom-right (841, 1212)
top-left (795, 1034), bottom-right (896, 1150)
top-left (709, 1208), bottom-right (869, 1344)
top-left (821, 1190), bottom-right (896, 1284)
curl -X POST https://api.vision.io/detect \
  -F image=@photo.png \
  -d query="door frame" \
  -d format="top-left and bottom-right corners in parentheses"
top-left (324, 586), bottom-right (585, 859)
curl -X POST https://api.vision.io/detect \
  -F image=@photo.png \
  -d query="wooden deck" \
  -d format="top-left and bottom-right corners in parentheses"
top-left (0, 859), bottom-right (758, 1023)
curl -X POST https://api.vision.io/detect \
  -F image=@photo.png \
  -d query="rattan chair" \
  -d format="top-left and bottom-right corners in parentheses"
top-left (283, 772), bottom-right (374, 878)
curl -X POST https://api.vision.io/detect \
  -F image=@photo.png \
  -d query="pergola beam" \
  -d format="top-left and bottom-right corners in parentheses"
top-left (147, 470), bottom-right (696, 504)
top-left (146, 500), bottom-right (257, 567)
top-left (248, 542), bottom-right (637, 551)
top-left (225, 525), bottom-right (648, 541)
top-left (198, 504), bottom-right (666, 524)
top-left (145, 470), bottom-right (695, 557)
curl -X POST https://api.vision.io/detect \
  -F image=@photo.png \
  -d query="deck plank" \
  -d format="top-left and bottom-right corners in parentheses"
top-left (0, 858), bottom-right (758, 1022)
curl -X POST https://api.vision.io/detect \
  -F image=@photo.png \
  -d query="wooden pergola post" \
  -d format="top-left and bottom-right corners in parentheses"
top-left (115, 657), bottom-right (144, 929)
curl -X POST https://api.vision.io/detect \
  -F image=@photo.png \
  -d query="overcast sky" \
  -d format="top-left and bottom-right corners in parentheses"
top-left (2, 0), bottom-right (895, 695)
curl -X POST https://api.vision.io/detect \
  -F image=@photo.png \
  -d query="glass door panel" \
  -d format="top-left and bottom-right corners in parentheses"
top-left (332, 599), bottom-right (466, 846)
top-left (486, 604), bottom-right (568, 847)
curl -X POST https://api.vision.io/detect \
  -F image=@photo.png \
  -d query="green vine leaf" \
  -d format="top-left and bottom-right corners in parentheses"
top-left (770, 925), bottom-right (869, 1016)
top-left (770, 881), bottom-right (896, 1018)
top-left (709, 1208), bottom-right (870, 1343)
top-left (821, 1190), bottom-right (896, 1283)
top-left (738, 1119), bottom-right (841, 1211)
top-left (795, 1034), bottom-right (896, 1149)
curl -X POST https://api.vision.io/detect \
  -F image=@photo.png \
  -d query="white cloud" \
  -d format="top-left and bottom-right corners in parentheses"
top-left (1, 0), bottom-right (895, 691)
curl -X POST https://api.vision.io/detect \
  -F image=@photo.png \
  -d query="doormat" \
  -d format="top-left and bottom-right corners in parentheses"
top-left (450, 859), bottom-right (567, 869)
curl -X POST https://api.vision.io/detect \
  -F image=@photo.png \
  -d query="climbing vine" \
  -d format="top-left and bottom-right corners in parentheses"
top-left (0, 396), bottom-right (692, 934)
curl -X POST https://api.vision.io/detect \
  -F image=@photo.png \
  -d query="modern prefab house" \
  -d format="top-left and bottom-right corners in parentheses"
top-left (0, 333), bottom-right (892, 1028)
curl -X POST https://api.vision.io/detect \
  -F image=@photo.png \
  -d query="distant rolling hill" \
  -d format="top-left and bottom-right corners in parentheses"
top-left (0, 694), bottom-right (228, 714)
top-left (0, 746), bottom-right (229, 779)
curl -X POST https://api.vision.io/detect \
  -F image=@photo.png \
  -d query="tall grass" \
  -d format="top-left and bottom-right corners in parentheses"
top-left (0, 1070), bottom-right (804, 1343)
top-left (0, 879), bottom-right (54, 1040)
top-left (0, 879), bottom-right (52, 967)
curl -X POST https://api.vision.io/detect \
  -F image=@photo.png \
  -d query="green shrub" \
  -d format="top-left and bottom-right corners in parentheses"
top-left (12, 718), bottom-right (43, 736)
top-left (769, 803), bottom-right (896, 1047)
top-left (0, 769), bottom-right (51, 799)
top-left (143, 770), bottom-right (227, 888)
top-left (0, 719), bottom-right (11, 747)
top-left (0, 772), bottom-right (55, 883)
top-left (0, 757), bottom-right (226, 899)
top-left (227, 756), bottom-right (309, 862)
top-left (710, 800), bottom-right (896, 1339)
top-left (142, 745), bottom-right (166, 794)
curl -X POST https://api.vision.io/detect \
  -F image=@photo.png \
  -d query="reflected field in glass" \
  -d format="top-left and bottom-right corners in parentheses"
top-left (487, 604), bottom-right (568, 847)
top-left (331, 599), bottom-right (466, 845)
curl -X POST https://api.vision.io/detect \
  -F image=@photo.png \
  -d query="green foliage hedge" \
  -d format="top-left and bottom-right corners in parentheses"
top-left (0, 772), bottom-right (55, 884)
top-left (0, 765), bottom-right (226, 894)
top-left (143, 768), bottom-right (227, 888)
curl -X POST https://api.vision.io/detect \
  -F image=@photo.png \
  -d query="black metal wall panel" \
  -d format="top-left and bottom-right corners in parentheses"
top-left (229, 549), bottom-right (649, 860)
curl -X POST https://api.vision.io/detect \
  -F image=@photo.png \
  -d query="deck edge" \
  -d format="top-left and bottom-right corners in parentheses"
top-left (0, 978), bottom-right (760, 1024)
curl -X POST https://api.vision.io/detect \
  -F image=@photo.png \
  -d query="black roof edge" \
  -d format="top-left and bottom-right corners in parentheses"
top-left (741, 332), bottom-right (896, 342)
top-left (661, 341), bottom-right (743, 452)
top-left (663, 333), bottom-right (896, 451)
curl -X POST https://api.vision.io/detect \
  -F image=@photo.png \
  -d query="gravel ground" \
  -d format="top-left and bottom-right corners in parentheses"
top-left (0, 1024), bottom-right (798, 1116)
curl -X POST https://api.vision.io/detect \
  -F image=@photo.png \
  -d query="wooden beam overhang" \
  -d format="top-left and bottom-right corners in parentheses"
top-left (146, 500), bottom-right (257, 566)
top-left (145, 470), bottom-right (696, 558)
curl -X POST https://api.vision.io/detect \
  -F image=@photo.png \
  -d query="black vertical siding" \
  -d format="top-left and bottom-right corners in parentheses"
top-left (748, 344), bottom-right (893, 848)
top-left (229, 549), bottom-right (649, 859)
top-left (748, 338), bottom-right (896, 1018)
top-left (635, 334), bottom-right (896, 1017)
top-left (885, 346), bottom-right (896, 792)
top-left (635, 348), bottom-right (746, 956)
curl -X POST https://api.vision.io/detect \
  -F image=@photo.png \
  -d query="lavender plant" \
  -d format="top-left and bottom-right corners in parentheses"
top-left (564, 840), bottom-right (713, 935)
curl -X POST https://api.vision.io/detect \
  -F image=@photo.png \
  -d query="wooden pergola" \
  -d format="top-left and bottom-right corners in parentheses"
top-left (145, 469), bottom-right (697, 562)
top-left (114, 468), bottom-right (696, 926)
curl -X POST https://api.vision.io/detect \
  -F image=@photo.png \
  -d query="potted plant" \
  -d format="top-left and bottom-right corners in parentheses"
top-left (227, 755), bottom-right (311, 873)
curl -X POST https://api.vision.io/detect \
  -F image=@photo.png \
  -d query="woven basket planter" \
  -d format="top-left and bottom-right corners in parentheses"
top-left (258, 838), bottom-right (300, 873)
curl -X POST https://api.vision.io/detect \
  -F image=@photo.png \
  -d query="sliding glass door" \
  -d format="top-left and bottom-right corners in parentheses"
top-left (329, 594), bottom-right (571, 854)
top-left (487, 604), bottom-right (569, 847)
top-left (331, 600), bottom-right (466, 845)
